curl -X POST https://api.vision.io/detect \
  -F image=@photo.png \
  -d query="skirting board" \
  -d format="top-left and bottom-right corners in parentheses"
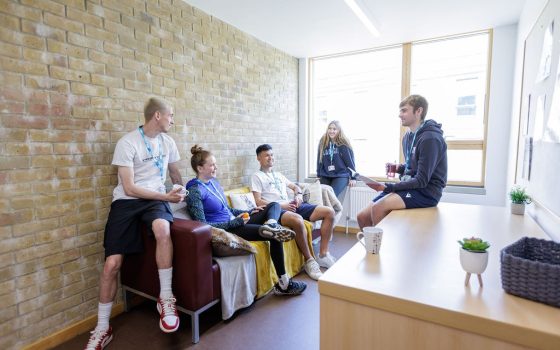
top-left (22, 303), bottom-right (124, 350)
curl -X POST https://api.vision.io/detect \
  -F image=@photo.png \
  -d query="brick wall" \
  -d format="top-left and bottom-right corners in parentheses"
top-left (0, 0), bottom-right (298, 348)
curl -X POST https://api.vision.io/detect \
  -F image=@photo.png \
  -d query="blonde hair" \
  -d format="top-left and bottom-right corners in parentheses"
top-left (144, 97), bottom-right (171, 122)
top-left (190, 145), bottom-right (212, 174)
top-left (318, 120), bottom-right (352, 163)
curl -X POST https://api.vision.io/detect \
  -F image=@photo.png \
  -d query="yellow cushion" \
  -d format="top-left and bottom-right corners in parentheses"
top-left (224, 187), bottom-right (315, 298)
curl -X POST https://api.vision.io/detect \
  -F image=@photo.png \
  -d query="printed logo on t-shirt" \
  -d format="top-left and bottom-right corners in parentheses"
top-left (142, 154), bottom-right (166, 163)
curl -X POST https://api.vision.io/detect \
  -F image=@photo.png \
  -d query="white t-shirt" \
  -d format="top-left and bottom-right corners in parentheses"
top-left (250, 170), bottom-right (291, 204)
top-left (112, 128), bottom-right (180, 201)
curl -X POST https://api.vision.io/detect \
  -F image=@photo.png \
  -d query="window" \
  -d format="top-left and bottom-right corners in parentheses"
top-left (309, 31), bottom-right (491, 187)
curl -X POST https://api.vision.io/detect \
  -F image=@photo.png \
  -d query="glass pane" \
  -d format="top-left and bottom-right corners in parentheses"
top-left (310, 46), bottom-right (403, 177)
top-left (411, 33), bottom-right (489, 141)
top-left (447, 149), bottom-right (483, 183)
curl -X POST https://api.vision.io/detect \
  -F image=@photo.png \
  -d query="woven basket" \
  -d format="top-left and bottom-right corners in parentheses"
top-left (500, 237), bottom-right (560, 307)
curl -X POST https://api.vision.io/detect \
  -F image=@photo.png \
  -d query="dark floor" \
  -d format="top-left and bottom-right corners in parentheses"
top-left (54, 232), bottom-right (357, 350)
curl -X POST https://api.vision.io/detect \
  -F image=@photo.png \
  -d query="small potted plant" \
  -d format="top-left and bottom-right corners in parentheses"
top-left (509, 186), bottom-right (532, 215)
top-left (458, 237), bottom-right (490, 287)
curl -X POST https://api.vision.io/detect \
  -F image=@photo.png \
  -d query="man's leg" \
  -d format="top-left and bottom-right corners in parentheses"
top-left (357, 193), bottom-right (405, 229)
top-left (309, 206), bottom-right (335, 256)
top-left (152, 218), bottom-right (179, 333)
top-left (280, 211), bottom-right (313, 260)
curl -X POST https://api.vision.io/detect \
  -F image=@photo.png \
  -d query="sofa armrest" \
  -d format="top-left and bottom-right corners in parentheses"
top-left (120, 219), bottom-right (216, 311)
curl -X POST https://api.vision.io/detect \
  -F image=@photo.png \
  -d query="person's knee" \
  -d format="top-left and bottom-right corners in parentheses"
top-left (103, 255), bottom-right (122, 276)
top-left (283, 213), bottom-right (305, 233)
top-left (152, 219), bottom-right (171, 240)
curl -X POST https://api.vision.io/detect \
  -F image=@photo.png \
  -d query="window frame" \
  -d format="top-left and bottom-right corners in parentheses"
top-left (307, 30), bottom-right (493, 188)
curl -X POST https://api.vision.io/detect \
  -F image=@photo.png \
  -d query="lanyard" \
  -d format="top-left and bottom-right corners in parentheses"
top-left (261, 170), bottom-right (287, 200)
top-left (138, 126), bottom-right (164, 181)
top-left (404, 122), bottom-right (425, 172)
top-left (328, 142), bottom-right (335, 165)
top-left (198, 179), bottom-right (228, 209)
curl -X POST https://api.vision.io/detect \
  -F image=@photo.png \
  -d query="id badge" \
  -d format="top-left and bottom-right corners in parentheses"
top-left (327, 165), bottom-right (335, 171)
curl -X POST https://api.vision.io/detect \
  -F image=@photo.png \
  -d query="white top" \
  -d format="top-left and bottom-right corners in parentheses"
top-left (111, 128), bottom-right (180, 201)
top-left (250, 170), bottom-right (291, 203)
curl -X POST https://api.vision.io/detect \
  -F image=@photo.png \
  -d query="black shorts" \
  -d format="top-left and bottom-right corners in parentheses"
top-left (279, 202), bottom-right (317, 221)
top-left (373, 189), bottom-right (439, 209)
top-left (103, 199), bottom-right (173, 258)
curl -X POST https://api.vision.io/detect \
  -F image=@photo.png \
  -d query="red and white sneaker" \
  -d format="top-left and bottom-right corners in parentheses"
top-left (84, 326), bottom-right (113, 350)
top-left (156, 296), bottom-right (180, 333)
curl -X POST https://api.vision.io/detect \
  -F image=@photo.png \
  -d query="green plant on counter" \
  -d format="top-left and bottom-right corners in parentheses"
top-left (509, 186), bottom-right (532, 204)
top-left (457, 237), bottom-right (490, 252)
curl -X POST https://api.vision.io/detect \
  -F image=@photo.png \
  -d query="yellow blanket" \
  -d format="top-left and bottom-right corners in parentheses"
top-left (225, 187), bottom-right (315, 297)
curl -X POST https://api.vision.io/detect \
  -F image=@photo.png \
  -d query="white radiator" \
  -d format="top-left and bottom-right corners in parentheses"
top-left (347, 186), bottom-right (376, 220)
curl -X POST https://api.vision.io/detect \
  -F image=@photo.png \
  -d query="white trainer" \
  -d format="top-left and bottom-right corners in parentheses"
top-left (316, 252), bottom-right (337, 268)
top-left (304, 258), bottom-right (323, 280)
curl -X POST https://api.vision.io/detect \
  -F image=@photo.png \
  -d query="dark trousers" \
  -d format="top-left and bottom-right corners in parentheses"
top-left (229, 202), bottom-right (286, 276)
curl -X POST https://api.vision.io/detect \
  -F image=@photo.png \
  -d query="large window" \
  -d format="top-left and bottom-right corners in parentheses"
top-left (309, 31), bottom-right (491, 187)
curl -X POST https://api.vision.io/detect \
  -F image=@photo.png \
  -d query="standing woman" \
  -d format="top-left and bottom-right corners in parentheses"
top-left (185, 145), bottom-right (306, 296)
top-left (316, 120), bottom-right (357, 198)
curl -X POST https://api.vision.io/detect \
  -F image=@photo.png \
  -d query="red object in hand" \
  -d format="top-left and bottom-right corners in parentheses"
top-left (386, 163), bottom-right (397, 178)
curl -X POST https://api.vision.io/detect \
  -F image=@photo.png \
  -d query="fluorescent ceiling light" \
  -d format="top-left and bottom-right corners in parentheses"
top-left (344, 0), bottom-right (380, 37)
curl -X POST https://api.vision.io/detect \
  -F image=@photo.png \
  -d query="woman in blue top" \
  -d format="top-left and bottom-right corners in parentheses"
top-left (316, 120), bottom-right (357, 198)
top-left (185, 145), bottom-right (306, 296)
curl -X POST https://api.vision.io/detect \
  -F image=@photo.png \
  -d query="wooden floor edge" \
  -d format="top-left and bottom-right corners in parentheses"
top-left (334, 225), bottom-right (360, 234)
top-left (22, 303), bottom-right (124, 350)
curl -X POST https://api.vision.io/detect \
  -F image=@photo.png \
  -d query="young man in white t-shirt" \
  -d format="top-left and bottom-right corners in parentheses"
top-left (251, 144), bottom-right (337, 281)
top-left (85, 98), bottom-right (186, 350)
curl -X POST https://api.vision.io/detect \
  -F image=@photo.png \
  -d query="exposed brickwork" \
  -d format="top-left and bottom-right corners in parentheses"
top-left (0, 0), bottom-right (298, 348)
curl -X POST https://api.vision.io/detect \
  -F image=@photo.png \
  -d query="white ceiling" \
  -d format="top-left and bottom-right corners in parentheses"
top-left (184, 0), bottom-right (526, 58)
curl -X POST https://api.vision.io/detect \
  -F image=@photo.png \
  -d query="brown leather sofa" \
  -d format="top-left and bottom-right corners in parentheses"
top-left (120, 218), bottom-right (219, 344)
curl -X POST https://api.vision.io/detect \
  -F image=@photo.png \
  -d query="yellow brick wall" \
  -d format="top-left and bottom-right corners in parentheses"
top-left (0, 0), bottom-right (298, 348)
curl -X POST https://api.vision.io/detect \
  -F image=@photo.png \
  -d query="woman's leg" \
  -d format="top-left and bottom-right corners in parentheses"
top-left (247, 202), bottom-right (281, 225)
top-left (329, 177), bottom-right (349, 198)
top-left (230, 225), bottom-right (286, 276)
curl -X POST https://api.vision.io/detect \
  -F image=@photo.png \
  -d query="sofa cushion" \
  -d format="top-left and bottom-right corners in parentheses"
top-left (302, 180), bottom-right (323, 205)
top-left (211, 227), bottom-right (257, 256)
top-left (170, 201), bottom-right (192, 220)
top-left (229, 192), bottom-right (257, 210)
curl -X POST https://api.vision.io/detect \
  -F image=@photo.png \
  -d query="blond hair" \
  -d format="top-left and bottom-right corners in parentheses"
top-left (144, 97), bottom-right (171, 122)
top-left (318, 120), bottom-right (352, 163)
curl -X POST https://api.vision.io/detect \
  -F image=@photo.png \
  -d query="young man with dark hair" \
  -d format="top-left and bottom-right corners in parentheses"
top-left (251, 144), bottom-right (337, 281)
top-left (85, 98), bottom-right (186, 349)
top-left (357, 94), bottom-right (447, 227)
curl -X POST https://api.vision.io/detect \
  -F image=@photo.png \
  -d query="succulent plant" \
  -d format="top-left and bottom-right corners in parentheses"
top-left (457, 237), bottom-right (490, 252)
top-left (509, 186), bottom-right (532, 204)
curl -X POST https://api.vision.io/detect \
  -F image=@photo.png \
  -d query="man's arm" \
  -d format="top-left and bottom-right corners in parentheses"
top-left (119, 166), bottom-right (183, 202)
top-left (167, 161), bottom-right (182, 185)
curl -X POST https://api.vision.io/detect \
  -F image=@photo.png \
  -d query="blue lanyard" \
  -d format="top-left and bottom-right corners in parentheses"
top-left (328, 142), bottom-right (335, 165)
top-left (138, 127), bottom-right (164, 181)
top-left (199, 179), bottom-right (228, 209)
top-left (262, 170), bottom-right (287, 200)
top-left (405, 122), bottom-right (424, 172)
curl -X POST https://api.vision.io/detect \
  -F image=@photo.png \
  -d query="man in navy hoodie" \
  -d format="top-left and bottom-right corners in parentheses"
top-left (357, 95), bottom-right (447, 228)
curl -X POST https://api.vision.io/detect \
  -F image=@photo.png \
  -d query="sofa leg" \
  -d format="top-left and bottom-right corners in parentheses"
top-left (191, 312), bottom-right (200, 344)
top-left (122, 287), bottom-right (130, 312)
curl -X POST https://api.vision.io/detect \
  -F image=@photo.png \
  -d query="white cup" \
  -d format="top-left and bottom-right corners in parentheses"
top-left (356, 226), bottom-right (383, 254)
top-left (172, 184), bottom-right (188, 195)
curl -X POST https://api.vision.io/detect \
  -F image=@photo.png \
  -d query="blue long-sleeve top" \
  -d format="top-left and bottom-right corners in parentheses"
top-left (185, 178), bottom-right (248, 231)
top-left (316, 142), bottom-right (356, 179)
top-left (383, 119), bottom-right (447, 201)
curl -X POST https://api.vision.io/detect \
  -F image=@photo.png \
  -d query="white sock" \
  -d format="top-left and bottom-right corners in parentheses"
top-left (96, 302), bottom-right (112, 331)
top-left (158, 267), bottom-right (173, 299)
top-left (264, 219), bottom-right (277, 225)
top-left (278, 274), bottom-right (290, 290)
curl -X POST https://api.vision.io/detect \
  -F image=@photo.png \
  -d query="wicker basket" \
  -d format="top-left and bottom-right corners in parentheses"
top-left (500, 237), bottom-right (560, 307)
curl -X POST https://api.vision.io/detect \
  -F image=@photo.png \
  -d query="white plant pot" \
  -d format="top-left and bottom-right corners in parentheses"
top-left (511, 203), bottom-right (525, 215)
top-left (459, 248), bottom-right (489, 274)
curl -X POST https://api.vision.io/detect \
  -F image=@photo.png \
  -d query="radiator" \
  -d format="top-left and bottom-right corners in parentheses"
top-left (347, 186), bottom-right (376, 220)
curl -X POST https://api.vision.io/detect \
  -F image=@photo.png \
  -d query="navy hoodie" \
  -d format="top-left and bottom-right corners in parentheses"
top-left (316, 143), bottom-right (356, 179)
top-left (384, 119), bottom-right (447, 201)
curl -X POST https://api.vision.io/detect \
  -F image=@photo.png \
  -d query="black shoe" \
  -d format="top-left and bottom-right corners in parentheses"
top-left (258, 223), bottom-right (295, 242)
top-left (273, 280), bottom-right (307, 296)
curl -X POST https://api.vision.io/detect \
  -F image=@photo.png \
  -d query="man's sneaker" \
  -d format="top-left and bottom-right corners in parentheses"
top-left (157, 296), bottom-right (180, 333)
top-left (84, 326), bottom-right (113, 350)
top-left (258, 223), bottom-right (295, 242)
top-left (304, 258), bottom-right (323, 280)
top-left (273, 280), bottom-right (307, 296)
top-left (316, 252), bottom-right (337, 268)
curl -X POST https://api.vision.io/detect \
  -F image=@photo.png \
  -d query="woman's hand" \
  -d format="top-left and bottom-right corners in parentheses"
top-left (238, 212), bottom-right (250, 224)
top-left (349, 180), bottom-right (356, 187)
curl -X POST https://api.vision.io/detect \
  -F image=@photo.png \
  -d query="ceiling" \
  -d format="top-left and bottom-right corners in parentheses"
top-left (184, 0), bottom-right (526, 58)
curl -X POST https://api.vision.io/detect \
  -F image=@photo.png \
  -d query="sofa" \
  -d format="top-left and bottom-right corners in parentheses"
top-left (120, 188), bottom-right (315, 344)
